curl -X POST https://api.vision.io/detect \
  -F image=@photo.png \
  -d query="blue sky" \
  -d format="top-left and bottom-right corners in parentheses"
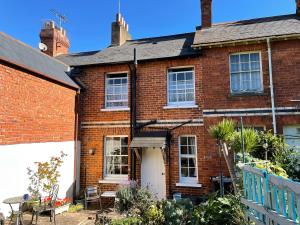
top-left (0, 0), bottom-right (295, 53)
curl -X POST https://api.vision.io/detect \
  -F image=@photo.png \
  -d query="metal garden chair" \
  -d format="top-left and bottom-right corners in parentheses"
top-left (31, 184), bottom-right (59, 225)
top-left (84, 186), bottom-right (101, 209)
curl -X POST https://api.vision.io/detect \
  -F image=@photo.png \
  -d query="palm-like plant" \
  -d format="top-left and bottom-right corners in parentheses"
top-left (209, 119), bottom-right (237, 194)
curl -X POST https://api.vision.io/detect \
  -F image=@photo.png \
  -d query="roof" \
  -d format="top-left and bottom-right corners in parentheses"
top-left (0, 32), bottom-right (78, 89)
top-left (57, 32), bottom-right (199, 66)
top-left (193, 14), bottom-right (300, 47)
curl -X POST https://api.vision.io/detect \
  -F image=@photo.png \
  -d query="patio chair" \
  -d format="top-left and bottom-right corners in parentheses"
top-left (84, 186), bottom-right (101, 210)
top-left (31, 184), bottom-right (59, 225)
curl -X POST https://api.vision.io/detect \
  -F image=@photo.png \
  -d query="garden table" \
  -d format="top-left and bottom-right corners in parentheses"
top-left (3, 196), bottom-right (30, 225)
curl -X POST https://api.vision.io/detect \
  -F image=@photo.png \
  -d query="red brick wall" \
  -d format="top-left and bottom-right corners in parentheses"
top-left (0, 61), bottom-right (77, 145)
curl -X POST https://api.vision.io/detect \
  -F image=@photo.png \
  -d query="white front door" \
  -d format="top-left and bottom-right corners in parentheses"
top-left (283, 125), bottom-right (300, 152)
top-left (141, 148), bottom-right (166, 199)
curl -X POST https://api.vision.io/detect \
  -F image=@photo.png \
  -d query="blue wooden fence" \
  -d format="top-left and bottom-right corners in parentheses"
top-left (242, 165), bottom-right (300, 225)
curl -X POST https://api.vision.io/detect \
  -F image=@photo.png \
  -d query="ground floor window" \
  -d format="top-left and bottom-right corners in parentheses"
top-left (104, 136), bottom-right (128, 178)
top-left (179, 136), bottom-right (197, 183)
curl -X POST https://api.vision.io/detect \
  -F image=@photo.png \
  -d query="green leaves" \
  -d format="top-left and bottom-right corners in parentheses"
top-left (27, 151), bottom-right (66, 197)
top-left (209, 119), bottom-right (236, 142)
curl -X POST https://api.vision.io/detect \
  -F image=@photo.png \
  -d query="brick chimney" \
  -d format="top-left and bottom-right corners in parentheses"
top-left (39, 21), bottom-right (70, 57)
top-left (297, 0), bottom-right (300, 15)
top-left (111, 13), bottom-right (132, 46)
top-left (201, 0), bottom-right (212, 29)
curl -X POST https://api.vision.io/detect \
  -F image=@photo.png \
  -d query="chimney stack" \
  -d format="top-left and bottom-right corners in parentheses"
top-left (39, 21), bottom-right (70, 57)
top-left (201, 0), bottom-right (212, 29)
top-left (111, 13), bottom-right (132, 46)
top-left (297, 0), bottom-right (300, 15)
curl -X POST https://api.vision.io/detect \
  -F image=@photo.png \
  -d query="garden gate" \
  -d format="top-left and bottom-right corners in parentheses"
top-left (242, 165), bottom-right (300, 225)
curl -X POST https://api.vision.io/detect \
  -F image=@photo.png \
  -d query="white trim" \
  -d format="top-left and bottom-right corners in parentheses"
top-left (167, 67), bottom-right (196, 107)
top-left (176, 183), bottom-right (202, 188)
top-left (178, 135), bottom-right (198, 184)
top-left (163, 105), bottom-right (199, 109)
top-left (101, 107), bottom-right (130, 112)
top-left (99, 179), bottom-right (129, 184)
top-left (229, 51), bottom-right (264, 94)
top-left (105, 72), bottom-right (129, 109)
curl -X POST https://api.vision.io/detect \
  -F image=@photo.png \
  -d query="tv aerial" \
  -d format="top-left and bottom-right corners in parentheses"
top-left (51, 9), bottom-right (68, 28)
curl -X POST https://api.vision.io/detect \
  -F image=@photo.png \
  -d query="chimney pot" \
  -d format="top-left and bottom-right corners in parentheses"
top-left (201, 0), bottom-right (212, 29)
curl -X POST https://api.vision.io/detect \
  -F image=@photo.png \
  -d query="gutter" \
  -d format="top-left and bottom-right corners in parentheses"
top-left (267, 38), bottom-right (277, 134)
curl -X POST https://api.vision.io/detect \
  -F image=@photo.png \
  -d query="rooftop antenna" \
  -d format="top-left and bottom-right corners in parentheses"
top-left (118, 0), bottom-right (121, 14)
top-left (51, 9), bottom-right (68, 28)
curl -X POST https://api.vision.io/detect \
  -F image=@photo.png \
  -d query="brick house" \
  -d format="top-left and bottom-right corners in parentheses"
top-left (0, 29), bottom-right (79, 216)
top-left (55, 0), bottom-right (300, 199)
top-left (1, 0), bottom-right (300, 206)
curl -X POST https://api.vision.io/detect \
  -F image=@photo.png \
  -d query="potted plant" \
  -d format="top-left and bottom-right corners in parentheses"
top-left (43, 196), bottom-right (72, 215)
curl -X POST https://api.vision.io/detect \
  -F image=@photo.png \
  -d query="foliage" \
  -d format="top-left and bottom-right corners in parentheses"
top-left (209, 119), bottom-right (236, 142)
top-left (27, 151), bottom-right (66, 197)
top-left (161, 199), bottom-right (194, 225)
top-left (115, 181), bottom-right (154, 216)
top-left (109, 217), bottom-right (142, 225)
top-left (251, 131), bottom-right (286, 161)
top-left (273, 146), bottom-right (300, 181)
top-left (230, 128), bottom-right (259, 153)
top-left (68, 203), bottom-right (84, 213)
top-left (142, 204), bottom-right (164, 225)
top-left (192, 194), bottom-right (249, 225)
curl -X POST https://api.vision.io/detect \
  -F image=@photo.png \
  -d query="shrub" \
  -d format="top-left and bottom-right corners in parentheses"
top-left (230, 128), bottom-right (259, 153)
top-left (109, 217), bottom-right (141, 225)
top-left (192, 194), bottom-right (249, 225)
top-left (161, 199), bottom-right (194, 225)
top-left (68, 203), bottom-right (84, 213)
top-left (209, 119), bottom-right (235, 142)
top-left (115, 185), bottom-right (134, 213)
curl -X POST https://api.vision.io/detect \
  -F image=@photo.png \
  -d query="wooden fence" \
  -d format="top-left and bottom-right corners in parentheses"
top-left (242, 165), bottom-right (300, 225)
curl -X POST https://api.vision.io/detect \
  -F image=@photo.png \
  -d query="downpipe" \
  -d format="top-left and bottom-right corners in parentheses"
top-left (267, 38), bottom-right (277, 134)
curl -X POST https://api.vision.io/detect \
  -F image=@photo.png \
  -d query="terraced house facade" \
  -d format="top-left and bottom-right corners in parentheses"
top-left (1, 0), bottom-right (300, 206)
top-left (55, 0), bottom-right (300, 200)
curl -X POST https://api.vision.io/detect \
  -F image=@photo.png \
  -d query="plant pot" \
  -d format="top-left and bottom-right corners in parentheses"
top-left (55, 203), bottom-right (70, 215)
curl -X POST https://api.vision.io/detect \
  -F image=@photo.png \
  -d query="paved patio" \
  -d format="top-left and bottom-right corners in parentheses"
top-left (4, 210), bottom-right (97, 225)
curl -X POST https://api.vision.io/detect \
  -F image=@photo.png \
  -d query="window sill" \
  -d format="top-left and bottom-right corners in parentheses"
top-left (230, 92), bottom-right (266, 97)
top-left (100, 107), bottom-right (130, 112)
top-left (163, 105), bottom-right (199, 110)
top-left (176, 183), bottom-right (202, 188)
top-left (99, 178), bottom-right (129, 184)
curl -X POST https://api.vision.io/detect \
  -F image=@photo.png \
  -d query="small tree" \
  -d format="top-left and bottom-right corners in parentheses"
top-left (209, 119), bottom-right (238, 194)
top-left (27, 151), bottom-right (66, 197)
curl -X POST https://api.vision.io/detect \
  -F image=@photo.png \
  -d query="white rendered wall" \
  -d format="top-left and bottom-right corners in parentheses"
top-left (0, 141), bottom-right (75, 217)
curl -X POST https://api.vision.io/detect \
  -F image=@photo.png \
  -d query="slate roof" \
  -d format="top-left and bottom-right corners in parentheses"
top-left (193, 14), bottom-right (300, 47)
top-left (57, 32), bottom-right (199, 66)
top-left (0, 32), bottom-right (78, 88)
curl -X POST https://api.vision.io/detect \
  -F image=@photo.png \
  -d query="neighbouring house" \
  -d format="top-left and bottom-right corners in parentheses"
top-left (0, 0), bottom-right (299, 210)
top-left (55, 0), bottom-right (300, 200)
top-left (0, 28), bottom-right (79, 216)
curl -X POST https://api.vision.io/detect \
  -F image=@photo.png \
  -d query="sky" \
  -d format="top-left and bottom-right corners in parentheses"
top-left (0, 0), bottom-right (296, 53)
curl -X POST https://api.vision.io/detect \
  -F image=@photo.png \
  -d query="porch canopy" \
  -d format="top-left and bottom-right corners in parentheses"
top-left (130, 131), bottom-right (169, 149)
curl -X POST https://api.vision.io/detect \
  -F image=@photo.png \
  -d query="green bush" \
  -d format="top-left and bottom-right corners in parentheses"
top-left (110, 217), bottom-right (141, 225)
top-left (68, 203), bottom-right (84, 213)
top-left (230, 128), bottom-right (259, 153)
top-left (115, 186), bottom-right (134, 213)
top-left (192, 194), bottom-right (249, 225)
top-left (161, 199), bottom-right (194, 225)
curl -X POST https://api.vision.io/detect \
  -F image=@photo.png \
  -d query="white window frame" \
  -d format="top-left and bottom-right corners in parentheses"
top-left (229, 51), bottom-right (264, 94)
top-left (104, 135), bottom-right (129, 180)
top-left (178, 135), bottom-right (198, 184)
top-left (167, 67), bottom-right (196, 107)
top-left (105, 72), bottom-right (129, 109)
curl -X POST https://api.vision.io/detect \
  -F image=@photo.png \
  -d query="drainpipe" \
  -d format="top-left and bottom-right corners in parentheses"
top-left (267, 38), bottom-right (277, 134)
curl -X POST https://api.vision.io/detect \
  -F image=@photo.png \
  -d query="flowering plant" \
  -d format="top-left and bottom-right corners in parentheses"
top-left (43, 196), bottom-right (72, 208)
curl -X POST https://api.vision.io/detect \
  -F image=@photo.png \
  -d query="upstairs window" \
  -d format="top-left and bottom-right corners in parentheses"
top-left (104, 136), bottom-right (128, 178)
top-left (179, 136), bottom-right (197, 183)
top-left (230, 52), bottom-right (263, 94)
top-left (105, 73), bottom-right (128, 108)
top-left (168, 68), bottom-right (195, 106)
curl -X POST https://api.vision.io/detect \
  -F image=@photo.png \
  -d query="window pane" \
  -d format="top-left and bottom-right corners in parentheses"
top-left (240, 54), bottom-right (249, 63)
top-left (189, 168), bottom-right (196, 177)
top-left (241, 62), bottom-right (250, 71)
top-left (121, 166), bottom-right (128, 175)
top-left (181, 146), bottom-right (188, 155)
top-left (181, 158), bottom-right (188, 167)
top-left (106, 74), bottom-right (128, 108)
top-left (231, 63), bottom-right (239, 72)
top-left (181, 137), bottom-right (188, 146)
top-left (230, 55), bottom-right (239, 63)
top-left (181, 168), bottom-right (188, 177)
top-left (188, 137), bottom-right (195, 146)
top-left (189, 158), bottom-right (196, 167)
top-left (251, 62), bottom-right (260, 70)
top-left (250, 53), bottom-right (260, 62)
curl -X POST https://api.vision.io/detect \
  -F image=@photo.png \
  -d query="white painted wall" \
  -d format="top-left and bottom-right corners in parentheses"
top-left (0, 141), bottom-right (75, 217)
